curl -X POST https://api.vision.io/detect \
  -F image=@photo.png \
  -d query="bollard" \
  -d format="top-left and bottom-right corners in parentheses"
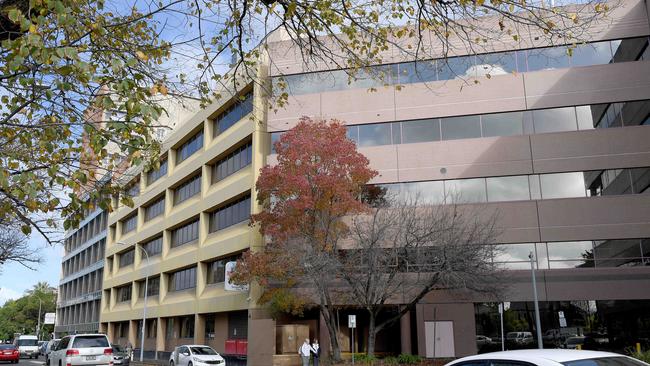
top-left (576, 345), bottom-right (582, 350)
top-left (637, 343), bottom-right (641, 353)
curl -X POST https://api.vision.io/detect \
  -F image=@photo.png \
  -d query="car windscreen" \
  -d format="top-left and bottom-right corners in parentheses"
top-left (190, 347), bottom-right (217, 355)
top-left (0, 345), bottom-right (15, 350)
top-left (71, 336), bottom-right (109, 348)
top-left (17, 339), bottom-right (38, 346)
top-left (563, 357), bottom-right (648, 366)
top-left (112, 345), bottom-right (124, 352)
top-left (566, 338), bottom-right (584, 345)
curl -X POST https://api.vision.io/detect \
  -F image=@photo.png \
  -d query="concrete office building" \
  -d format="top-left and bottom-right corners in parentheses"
top-left (55, 97), bottom-right (198, 337)
top-left (99, 0), bottom-right (650, 364)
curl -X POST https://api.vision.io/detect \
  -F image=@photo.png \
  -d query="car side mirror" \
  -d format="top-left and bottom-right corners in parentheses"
top-left (183, 352), bottom-right (190, 356)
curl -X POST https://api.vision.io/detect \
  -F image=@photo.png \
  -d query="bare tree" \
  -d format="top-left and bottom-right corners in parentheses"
top-left (0, 221), bottom-right (42, 270)
top-left (339, 194), bottom-right (503, 356)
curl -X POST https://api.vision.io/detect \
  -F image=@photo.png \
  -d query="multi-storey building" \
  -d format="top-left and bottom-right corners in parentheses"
top-left (99, 0), bottom-right (650, 364)
top-left (56, 97), bottom-right (198, 337)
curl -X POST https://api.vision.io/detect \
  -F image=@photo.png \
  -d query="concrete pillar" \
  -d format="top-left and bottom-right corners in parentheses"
top-left (156, 318), bottom-right (166, 355)
top-left (106, 322), bottom-right (114, 344)
top-left (195, 314), bottom-right (206, 345)
top-left (129, 320), bottom-right (138, 348)
top-left (247, 308), bottom-right (275, 366)
top-left (400, 310), bottom-right (412, 355)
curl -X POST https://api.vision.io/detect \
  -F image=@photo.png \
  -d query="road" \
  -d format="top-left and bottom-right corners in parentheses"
top-left (15, 356), bottom-right (46, 366)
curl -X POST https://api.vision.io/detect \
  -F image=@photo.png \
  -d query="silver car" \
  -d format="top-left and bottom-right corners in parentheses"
top-left (48, 334), bottom-right (113, 366)
top-left (169, 345), bottom-right (225, 366)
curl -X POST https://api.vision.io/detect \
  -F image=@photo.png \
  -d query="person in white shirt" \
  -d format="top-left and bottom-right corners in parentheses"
top-left (299, 338), bottom-right (312, 366)
top-left (311, 339), bottom-right (320, 366)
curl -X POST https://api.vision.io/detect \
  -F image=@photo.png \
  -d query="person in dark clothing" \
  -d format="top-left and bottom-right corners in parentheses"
top-left (311, 339), bottom-right (320, 366)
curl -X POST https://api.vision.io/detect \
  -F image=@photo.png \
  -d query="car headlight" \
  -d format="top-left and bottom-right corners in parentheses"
top-left (192, 357), bottom-right (202, 363)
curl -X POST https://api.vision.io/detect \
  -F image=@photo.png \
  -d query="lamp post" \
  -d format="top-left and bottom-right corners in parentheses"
top-left (116, 242), bottom-right (150, 362)
top-left (529, 251), bottom-right (543, 349)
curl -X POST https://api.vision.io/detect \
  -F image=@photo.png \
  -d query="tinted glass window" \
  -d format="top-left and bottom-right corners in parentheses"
top-left (72, 336), bottom-right (109, 348)
top-left (547, 241), bottom-right (594, 268)
top-left (170, 267), bottom-right (197, 291)
top-left (482, 112), bottom-right (524, 137)
top-left (396, 61), bottom-right (437, 84)
top-left (142, 236), bottom-right (163, 256)
top-left (475, 51), bottom-right (518, 75)
top-left (214, 92), bottom-right (253, 135)
top-left (525, 46), bottom-right (569, 71)
top-left (121, 214), bottom-right (137, 234)
top-left (144, 196), bottom-right (165, 221)
top-left (209, 196), bottom-right (251, 233)
top-left (401, 119), bottom-right (440, 144)
top-left (147, 159), bottom-right (168, 185)
top-left (16, 339), bottom-right (37, 346)
top-left (540, 172), bottom-right (587, 199)
top-left (438, 56), bottom-right (476, 80)
top-left (486, 176), bottom-right (530, 201)
top-left (213, 142), bottom-right (252, 183)
top-left (569, 41), bottom-right (613, 67)
top-left (533, 107), bottom-right (577, 133)
top-left (441, 115), bottom-right (481, 140)
top-left (358, 123), bottom-right (392, 147)
top-left (493, 243), bottom-right (536, 269)
top-left (562, 357), bottom-right (647, 366)
top-left (119, 249), bottom-right (134, 268)
top-left (176, 130), bottom-right (204, 164)
top-left (174, 174), bottom-right (201, 205)
top-left (171, 219), bottom-right (199, 247)
top-left (445, 178), bottom-right (487, 203)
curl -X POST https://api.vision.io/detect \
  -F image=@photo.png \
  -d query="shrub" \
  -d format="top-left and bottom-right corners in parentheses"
top-left (354, 353), bottom-right (378, 364)
top-left (397, 353), bottom-right (422, 365)
top-left (382, 356), bottom-right (399, 365)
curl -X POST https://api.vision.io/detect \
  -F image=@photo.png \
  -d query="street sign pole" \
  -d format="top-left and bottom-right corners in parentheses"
top-left (349, 315), bottom-right (356, 366)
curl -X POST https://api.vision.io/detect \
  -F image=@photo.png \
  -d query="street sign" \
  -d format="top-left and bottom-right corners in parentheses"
top-left (558, 311), bottom-right (567, 327)
top-left (348, 315), bottom-right (356, 329)
top-left (44, 313), bottom-right (56, 325)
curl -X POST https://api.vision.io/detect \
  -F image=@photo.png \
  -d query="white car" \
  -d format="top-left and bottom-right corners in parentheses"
top-left (48, 334), bottom-right (113, 366)
top-left (169, 345), bottom-right (225, 366)
top-left (15, 335), bottom-right (39, 359)
top-left (446, 349), bottom-right (649, 366)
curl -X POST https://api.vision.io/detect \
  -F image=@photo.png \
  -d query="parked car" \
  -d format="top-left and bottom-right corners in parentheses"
top-left (15, 335), bottom-right (39, 359)
top-left (44, 339), bottom-right (61, 365)
top-left (169, 345), bottom-right (225, 366)
top-left (112, 345), bottom-right (130, 366)
top-left (0, 344), bottom-right (19, 364)
top-left (38, 341), bottom-right (47, 356)
top-left (476, 335), bottom-right (493, 347)
top-left (48, 334), bottom-right (112, 366)
top-left (445, 349), bottom-right (649, 366)
top-left (506, 331), bottom-right (534, 345)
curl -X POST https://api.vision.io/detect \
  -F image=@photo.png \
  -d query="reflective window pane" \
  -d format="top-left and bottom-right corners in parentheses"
top-left (475, 52), bottom-right (518, 76)
top-left (533, 107), bottom-right (577, 133)
top-left (445, 178), bottom-right (487, 203)
top-left (441, 115), bottom-right (481, 140)
top-left (401, 119), bottom-right (440, 144)
top-left (540, 172), bottom-right (587, 199)
top-left (569, 41), bottom-right (613, 67)
top-left (437, 56), bottom-right (476, 80)
top-left (358, 123), bottom-right (392, 147)
top-left (525, 46), bottom-right (570, 72)
top-left (493, 243), bottom-right (536, 269)
top-left (397, 61), bottom-right (437, 84)
top-left (481, 112), bottom-right (524, 137)
top-left (486, 176), bottom-right (530, 202)
top-left (547, 241), bottom-right (594, 268)
top-left (395, 181), bottom-right (445, 205)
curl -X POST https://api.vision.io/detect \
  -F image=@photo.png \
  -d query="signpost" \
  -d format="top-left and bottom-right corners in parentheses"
top-left (349, 315), bottom-right (356, 366)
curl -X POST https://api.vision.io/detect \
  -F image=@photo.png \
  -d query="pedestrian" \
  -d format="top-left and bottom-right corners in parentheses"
top-left (311, 339), bottom-right (320, 366)
top-left (298, 338), bottom-right (312, 366)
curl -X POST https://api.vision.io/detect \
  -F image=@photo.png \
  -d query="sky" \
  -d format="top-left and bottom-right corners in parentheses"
top-left (0, 235), bottom-right (63, 305)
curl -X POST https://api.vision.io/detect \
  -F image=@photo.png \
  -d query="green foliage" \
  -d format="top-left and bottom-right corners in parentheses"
top-left (354, 353), bottom-right (377, 364)
top-left (396, 354), bottom-right (422, 365)
top-left (382, 356), bottom-right (399, 365)
top-left (0, 283), bottom-right (56, 340)
top-left (628, 349), bottom-right (650, 363)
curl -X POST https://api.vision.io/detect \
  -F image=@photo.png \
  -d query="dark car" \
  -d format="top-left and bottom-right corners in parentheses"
top-left (112, 345), bottom-right (130, 366)
top-left (0, 345), bottom-right (19, 364)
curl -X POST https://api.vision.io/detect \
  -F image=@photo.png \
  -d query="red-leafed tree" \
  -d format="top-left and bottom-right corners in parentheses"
top-left (232, 117), bottom-right (377, 361)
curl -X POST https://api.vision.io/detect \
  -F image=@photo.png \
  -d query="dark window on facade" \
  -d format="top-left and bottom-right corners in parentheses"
top-left (169, 267), bottom-right (197, 292)
top-left (142, 236), bottom-right (163, 256)
top-left (171, 219), bottom-right (199, 247)
top-left (209, 195), bottom-right (251, 233)
top-left (212, 142), bottom-right (253, 183)
top-left (180, 316), bottom-right (195, 338)
top-left (117, 285), bottom-right (132, 302)
top-left (126, 181), bottom-right (140, 198)
top-left (206, 254), bottom-right (241, 284)
top-left (228, 311), bottom-right (248, 339)
top-left (214, 92), bottom-right (253, 136)
top-left (139, 276), bottom-right (160, 297)
top-left (121, 214), bottom-right (137, 234)
top-left (176, 130), bottom-right (204, 164)
top-left (144, 196), bottom-right (165, 221)
top-left (205, 315), bottom-right (216, 339)
top-left (119, 249), bottom-right (134, 268)
top-left (147, 159), bottom-right (168, 185)
top-left (174, 174), bottom-right (202, 205)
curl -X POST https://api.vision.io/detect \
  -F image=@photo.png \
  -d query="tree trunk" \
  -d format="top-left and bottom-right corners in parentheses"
top-left (321, 306), bottom-right (342, 362)
top-left (367, 311), bottom-right (377, 357)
